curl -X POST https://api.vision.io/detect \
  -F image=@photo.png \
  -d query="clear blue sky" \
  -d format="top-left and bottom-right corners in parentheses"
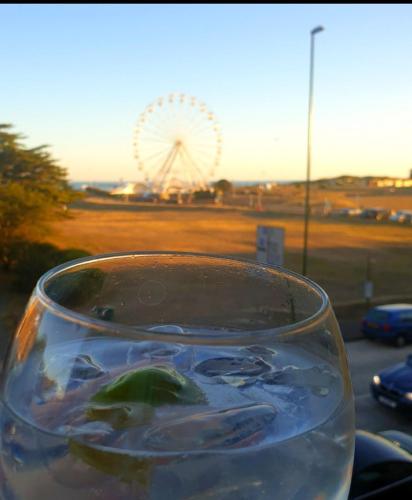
top-left (1, 4), bottom-right (412, 182)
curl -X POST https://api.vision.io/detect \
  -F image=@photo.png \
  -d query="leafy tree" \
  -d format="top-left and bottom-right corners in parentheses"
top-left (0, 124), bottom-right (80, 269)
top-left (213, 179), bottom-right (233, 194)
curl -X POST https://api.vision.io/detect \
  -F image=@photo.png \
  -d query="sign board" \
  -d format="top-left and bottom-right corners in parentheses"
top-left (364, 280), bottom-right (374, 300)
top-left (256, 226), bottom-right (285, 266)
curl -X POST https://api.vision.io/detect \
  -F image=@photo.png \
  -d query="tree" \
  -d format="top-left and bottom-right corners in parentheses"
top-left (213, 179), bottom-right (233, 194)
top-left (0, 124), bottom-right (79, 269)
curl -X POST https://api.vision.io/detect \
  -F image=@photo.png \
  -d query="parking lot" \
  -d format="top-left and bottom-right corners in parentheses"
top-left (346, 339), bottom-right (411, 433)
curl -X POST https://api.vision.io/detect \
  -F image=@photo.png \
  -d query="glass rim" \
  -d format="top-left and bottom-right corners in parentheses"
top-left (36, 251), bottom-right (331, 345)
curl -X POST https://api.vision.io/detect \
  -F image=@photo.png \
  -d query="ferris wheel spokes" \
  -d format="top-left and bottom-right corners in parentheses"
top-left (134, 93), bottom-right (221, 198)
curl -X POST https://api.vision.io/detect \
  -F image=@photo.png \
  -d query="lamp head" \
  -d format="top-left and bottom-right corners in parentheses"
top-left (311, 26), bottom-right (324, 35)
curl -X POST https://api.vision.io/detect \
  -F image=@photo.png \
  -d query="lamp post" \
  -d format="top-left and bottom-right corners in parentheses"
top-left (302, 25), bottom-right (324, 276)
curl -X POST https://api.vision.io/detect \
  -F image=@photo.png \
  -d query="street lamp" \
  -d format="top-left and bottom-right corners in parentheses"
top-left (302, 25), bottom-right (324, 276)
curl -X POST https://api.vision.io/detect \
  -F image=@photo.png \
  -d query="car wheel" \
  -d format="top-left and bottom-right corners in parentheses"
top-left (395, 335), bottom-right (406, 348)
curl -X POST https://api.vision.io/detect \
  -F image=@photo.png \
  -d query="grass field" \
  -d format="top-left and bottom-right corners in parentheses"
top-left (44, 195), bottom-right (412, 307)
top-left (228, 186), bottom-right (412, 213)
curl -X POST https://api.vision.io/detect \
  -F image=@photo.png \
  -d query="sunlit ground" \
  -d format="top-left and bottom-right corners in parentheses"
top-left (46, 196), bottom-right (412, 305)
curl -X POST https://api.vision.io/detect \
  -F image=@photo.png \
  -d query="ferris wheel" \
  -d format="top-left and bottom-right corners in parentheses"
top-left (133, 93), bottom-right (222, 196)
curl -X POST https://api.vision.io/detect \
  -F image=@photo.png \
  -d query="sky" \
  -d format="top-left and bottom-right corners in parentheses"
top-left (1, 4), bottom-right (412, 182)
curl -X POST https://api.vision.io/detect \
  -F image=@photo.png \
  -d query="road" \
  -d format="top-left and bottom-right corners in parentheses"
top-left (346, 339), bottom-right (411, 433)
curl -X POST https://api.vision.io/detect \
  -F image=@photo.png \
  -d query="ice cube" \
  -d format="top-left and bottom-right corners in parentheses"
top-left (260, 364), bottom-right (336, 396)
top-left (38, 352), bottom-right (105, 401)
top-left (126, 344), bottom-right (141, 365)
top-left (149, 346), bottom-right (182, 357)
top-left (241, 345), bottom-right (277, 361)
top-left (126, 342), bottom-right (183, 364)
top-left (34, 372), bottom-right (59, 403)
top-left (143, 403), bottom-right (277, 451)
top-left (142, 344), bottom-right (182, 359)
top-left (220, 375), bottom-right (256, 388)
top-left (85, 402), bottom-right (154, 430)
top-left (195, 356), bottom-right (271, 378)
top-left (57, 420), bottom-right (114, 440)
top-left (71, 354), bottom-right (106, 380)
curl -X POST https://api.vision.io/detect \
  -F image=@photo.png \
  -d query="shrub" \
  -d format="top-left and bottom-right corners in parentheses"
top-left (59, 248), bottom-right (91, 263)
top-left (12, 242), bottom-right (91, 293)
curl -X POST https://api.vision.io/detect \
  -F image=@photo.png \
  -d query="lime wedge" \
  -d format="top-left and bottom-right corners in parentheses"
top-left (91, 365), bottom-right (206, 407)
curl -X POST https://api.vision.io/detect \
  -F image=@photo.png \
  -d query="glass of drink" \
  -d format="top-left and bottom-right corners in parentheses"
top-left (0, 252), bottom-right (355, 499)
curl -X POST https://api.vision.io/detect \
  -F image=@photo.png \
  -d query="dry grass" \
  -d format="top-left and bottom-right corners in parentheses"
top-left (43, 196), bottom-right (412, 306)
top-left (223, 186), bottom-right (412, 214)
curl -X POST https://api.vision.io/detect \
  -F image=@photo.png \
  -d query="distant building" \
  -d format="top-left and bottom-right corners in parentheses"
top-left (372, 178), bottom-right (412, 188)
top-left (315, 176), bottom-right (369, 188)
top-left (303, 175), bottom-right (412, 189)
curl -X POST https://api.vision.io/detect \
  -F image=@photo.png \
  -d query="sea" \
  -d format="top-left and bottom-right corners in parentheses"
top-left (70, 180), bottom-right (297, 192)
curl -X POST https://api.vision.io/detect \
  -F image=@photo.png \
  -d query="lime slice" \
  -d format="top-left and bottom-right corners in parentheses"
top-left (91, 364), bottom-right (206, 407)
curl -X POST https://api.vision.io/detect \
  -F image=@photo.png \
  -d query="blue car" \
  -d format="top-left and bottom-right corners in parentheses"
top-left (370, 354), bottom-right (412, 412)
top-left (361, 303), bottom-right (412, 347)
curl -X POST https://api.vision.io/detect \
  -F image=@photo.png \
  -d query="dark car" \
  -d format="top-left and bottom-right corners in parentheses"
top-left (360, 208), bottom-right (391, 221)
top-left (333, 207), bottom-right (362, 217)
top-left (370, 354), bottom-right (412, 412)
top-left (350, 429), bottom-right (412, 499)
top-left (361, 304), bottom-right (412, 347)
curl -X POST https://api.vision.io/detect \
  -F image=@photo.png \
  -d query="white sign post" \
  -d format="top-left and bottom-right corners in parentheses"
top-left (256, 226), bottom-right (285, 266)
top-left (364, 281), bottom-right (373, 301)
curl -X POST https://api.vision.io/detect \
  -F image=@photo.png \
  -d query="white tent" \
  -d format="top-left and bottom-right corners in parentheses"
top-left (110, 182), bottom-right (147, 196)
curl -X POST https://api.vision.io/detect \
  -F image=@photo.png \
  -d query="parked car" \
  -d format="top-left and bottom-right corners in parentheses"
top-left (389, 210), bottom-right (412, 224)
top-left (334, 207), bottom-right (362, 217)
top-left (370, 353), bottom-right (412, 412)
top-left (361, 303), bottom-right (412, 347)
top-left (405, 213), bottom-right (412, 224)
top-left (349, 429), bottom-right (412, 499)
top-left (360, 207), bottom-right (392, 221)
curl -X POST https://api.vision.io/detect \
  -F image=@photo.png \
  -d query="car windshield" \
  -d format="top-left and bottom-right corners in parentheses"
top-left (367, 310), bottom-right (390, 321)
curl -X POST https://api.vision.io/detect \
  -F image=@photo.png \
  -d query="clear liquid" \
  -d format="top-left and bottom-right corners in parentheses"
top-left (0, 337), bottom-right (354, 499)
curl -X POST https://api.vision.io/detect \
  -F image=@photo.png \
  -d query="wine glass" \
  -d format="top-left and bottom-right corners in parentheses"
top-left (0, 252), bottom-right (355, 499)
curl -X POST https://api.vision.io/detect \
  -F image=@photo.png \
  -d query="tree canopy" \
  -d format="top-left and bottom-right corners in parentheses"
top-left (0, 123), bottom-right (79, 269)
top-left (0, 124), bottom-right (74, 201)
top-left (213, 179), bottom-right (233, 194)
